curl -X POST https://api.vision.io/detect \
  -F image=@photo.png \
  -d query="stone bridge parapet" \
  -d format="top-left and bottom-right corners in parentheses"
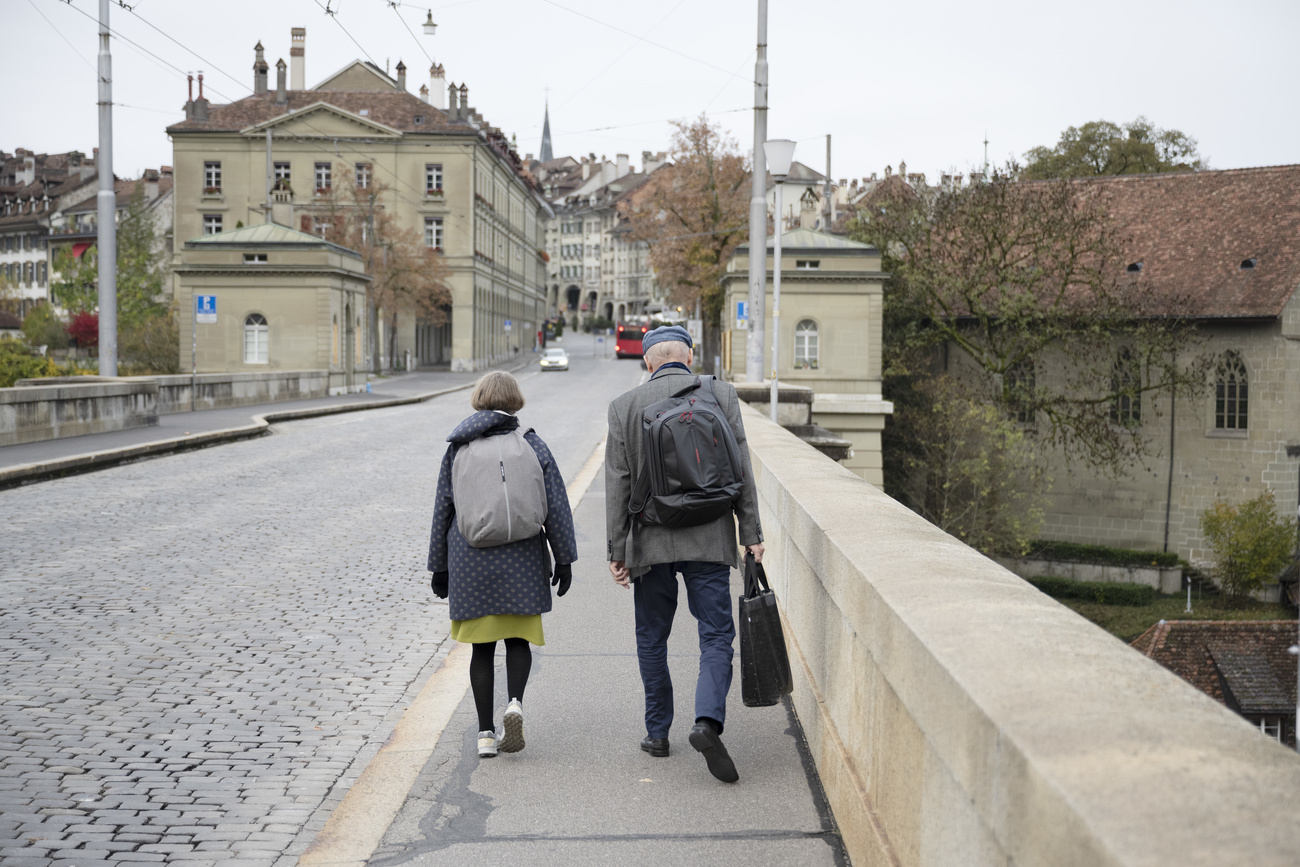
top-left (740, 401), bottom-right (1300, 866)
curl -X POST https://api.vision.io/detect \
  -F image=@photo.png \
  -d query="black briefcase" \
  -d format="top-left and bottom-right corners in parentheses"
top-left (738, 552), bottom-right (794, 707)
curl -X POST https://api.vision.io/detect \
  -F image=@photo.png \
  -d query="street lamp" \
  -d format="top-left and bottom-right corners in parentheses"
top-left (422, 11), bottom-right (437, 35)
top-left (764, 139), bottom-right (796, 423)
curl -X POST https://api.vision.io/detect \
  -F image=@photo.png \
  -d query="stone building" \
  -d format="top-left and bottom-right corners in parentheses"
top-left (173, 223), bottom-right (369, 391)
top-left (722, 228), bottom-right (893, 483)
top-left (531, 150), bottom-right (668, 324)
top-left (0, 149), bottom-right (97, 316)
top-left (949, 165), bottom-right (1300, 567)
top-left (166, 31), bottom-right (550, 372)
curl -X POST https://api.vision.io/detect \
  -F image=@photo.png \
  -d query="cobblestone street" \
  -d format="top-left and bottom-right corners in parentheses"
top-left (0, 344), bottom-right (638, 867)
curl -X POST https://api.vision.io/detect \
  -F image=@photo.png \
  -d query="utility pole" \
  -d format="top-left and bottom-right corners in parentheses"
top-left (744, 0), bottom-right (769, 384)
top-left (97, 0), bottom-right (118, 376)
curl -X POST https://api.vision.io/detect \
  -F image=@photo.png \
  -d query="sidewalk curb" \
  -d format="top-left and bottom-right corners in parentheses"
top-left (0, 358), bottom-right (534, 490)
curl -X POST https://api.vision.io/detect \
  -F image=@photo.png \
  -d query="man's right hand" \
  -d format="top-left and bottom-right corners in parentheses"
top-left (609, 560), bottom-right (630, 589)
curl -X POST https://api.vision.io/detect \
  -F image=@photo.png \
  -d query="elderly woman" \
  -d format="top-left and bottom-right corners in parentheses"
top-left (428, 371), bottom-right (577, 758)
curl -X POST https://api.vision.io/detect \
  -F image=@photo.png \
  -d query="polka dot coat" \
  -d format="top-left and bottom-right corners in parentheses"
top-left (427, 410), bottom-right (578, 621)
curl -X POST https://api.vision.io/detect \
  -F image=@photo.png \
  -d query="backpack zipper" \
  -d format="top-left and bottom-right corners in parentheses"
top-left (497, 434), bottom-right (512, 539)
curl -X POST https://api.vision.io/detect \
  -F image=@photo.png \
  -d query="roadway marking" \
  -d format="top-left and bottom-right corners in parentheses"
top-left (298, 435), bottom-right (608, 867)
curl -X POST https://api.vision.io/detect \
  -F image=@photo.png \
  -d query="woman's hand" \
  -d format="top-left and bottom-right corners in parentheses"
top-left (553, 563), bottom-right (573, 597)
top-left (430, 571), bottom-right (449, 599)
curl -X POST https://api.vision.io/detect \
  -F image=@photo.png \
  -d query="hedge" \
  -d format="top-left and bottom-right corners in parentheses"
top-left (1027, 575), bottom-right (1156, 607)
top-left (1026, 540), bottom-right (1179, 568)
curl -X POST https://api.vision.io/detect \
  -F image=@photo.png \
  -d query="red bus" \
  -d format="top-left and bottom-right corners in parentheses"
top-left (615, 322), bottom-right (648, 358)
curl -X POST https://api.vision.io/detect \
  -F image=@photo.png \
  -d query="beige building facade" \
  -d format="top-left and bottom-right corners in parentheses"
top-left (722, 228), bottom-right (893, 483)
top-left (167, 35), bottom-right (550, 371)
top-left (173, 223), bottom-right (369, 392)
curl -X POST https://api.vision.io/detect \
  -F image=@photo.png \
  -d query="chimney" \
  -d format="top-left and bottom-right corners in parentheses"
top-left (429, 63), bottom-right (446, 109)
top-left (419, 84), bottom-right (429, 103)
top-left (616, 154), bottom-right (629, 177)
top-left (290, 27), bottom-right (306, 90)
top-left (447, 81), bottom-right (459, 114)
top-left (253, 41), bottom-right (268, 95)
top-left (184, 73), bottom-right (194, 119)
top-left (160, 166), bottom-right (173, 179)
top-left (143, 168), bottom-right (160, 201)
top-left (581, 159), bottom-right (590, 181)
top-left (396, 60), bottom-right (406, 91)
top-left (459, 83), bottom-right (468, 117)
top-left (275, 58), bottom-right (287, 104)
top-left (193, 73), bottom-right (209, 121)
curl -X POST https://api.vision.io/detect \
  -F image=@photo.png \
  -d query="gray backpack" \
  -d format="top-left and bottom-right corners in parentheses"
top-left (452, 428), bottom-right (548, 548)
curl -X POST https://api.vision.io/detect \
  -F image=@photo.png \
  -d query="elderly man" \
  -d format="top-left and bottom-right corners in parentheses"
top-left (605, 325), bottom-right (764, 783)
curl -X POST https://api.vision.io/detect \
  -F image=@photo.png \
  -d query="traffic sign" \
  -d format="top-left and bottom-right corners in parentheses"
top-left (196, 295), bottom-right (217, 324)
top-left (735, 300), bottom-right (747, 330)
top-left (504, 319), bottom-right (513, 332)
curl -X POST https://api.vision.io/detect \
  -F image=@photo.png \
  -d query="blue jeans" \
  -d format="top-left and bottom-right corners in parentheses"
top-left (634, 561), bottom-right (735, 738)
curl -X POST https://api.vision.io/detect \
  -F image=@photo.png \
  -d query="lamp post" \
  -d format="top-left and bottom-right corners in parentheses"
top-left (764, 139), bottom-right (796, 423)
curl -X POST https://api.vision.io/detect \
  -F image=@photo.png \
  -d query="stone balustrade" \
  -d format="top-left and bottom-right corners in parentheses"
top-left (740, 400), bottom-right (1300, 866)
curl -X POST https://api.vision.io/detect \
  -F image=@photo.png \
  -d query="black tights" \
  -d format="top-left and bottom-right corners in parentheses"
top-left (469, 638), bottom-right (532, 732)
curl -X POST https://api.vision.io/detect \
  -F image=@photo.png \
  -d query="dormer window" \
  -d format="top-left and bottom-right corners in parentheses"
top-left (414, 115), bottom-right (425, 125)
top-left (1126, 262), bottom-right (1143, 273)
top-left (1240, 258), bottom-right (1257, 270)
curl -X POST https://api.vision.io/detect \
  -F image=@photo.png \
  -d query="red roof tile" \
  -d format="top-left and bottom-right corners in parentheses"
top-left (166, 90), bottom-right (467, 135)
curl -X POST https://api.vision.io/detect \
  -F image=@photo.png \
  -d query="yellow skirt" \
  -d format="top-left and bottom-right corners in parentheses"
top-left (450, 613), bottom-right (545, 646)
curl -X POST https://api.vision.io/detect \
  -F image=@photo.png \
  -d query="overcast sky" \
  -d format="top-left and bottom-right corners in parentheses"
top-left (4, 0), bottom-right (1299, 184)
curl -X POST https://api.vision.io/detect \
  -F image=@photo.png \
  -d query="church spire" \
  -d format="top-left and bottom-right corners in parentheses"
top-left (539, 101), bottom-right (553, 163)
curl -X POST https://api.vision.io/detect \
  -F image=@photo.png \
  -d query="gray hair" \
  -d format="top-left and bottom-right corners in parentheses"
top-left (645, 340), bottom-right (691, 367)
top-left (470, 371), bottom-right (525, 413)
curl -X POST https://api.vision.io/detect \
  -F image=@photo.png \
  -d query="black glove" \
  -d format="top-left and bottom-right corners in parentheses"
top-left (430, 571), bottom-right (449, 599)
top-left (552, 563), bottom-right (572, 597)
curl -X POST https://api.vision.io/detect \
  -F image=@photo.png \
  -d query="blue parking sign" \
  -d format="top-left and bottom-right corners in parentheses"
top-left (735, 300), bottom-right (748, 329)
top-left (196, 295), bottom-right (217, 324)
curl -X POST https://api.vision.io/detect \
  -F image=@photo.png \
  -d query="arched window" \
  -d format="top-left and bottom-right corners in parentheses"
top-left (244, 313), bottom-right (268, 364)
top-left (794, 319), bottom-right (819, 370)
top-left (1215, 351), bottom-right (1248, 430)
top-left (1006, 359), bottom-right (1035, 424)
top-left (1111, 348), bottom-right (1140, 425)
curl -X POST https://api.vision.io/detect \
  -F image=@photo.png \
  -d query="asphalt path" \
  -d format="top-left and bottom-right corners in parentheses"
top-left (0, 335), bottom-right (846, 866)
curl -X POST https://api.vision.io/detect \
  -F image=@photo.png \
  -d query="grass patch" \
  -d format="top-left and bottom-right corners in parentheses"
top-left (1042, 585), bottom-right (1291, 642)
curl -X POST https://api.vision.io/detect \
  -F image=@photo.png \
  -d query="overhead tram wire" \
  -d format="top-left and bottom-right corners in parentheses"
top-left (310, 0), bottom-right (380, 68)
top-left (58, 0), bottom-right (240, 103)
top-left (383, 0), bottom-right (434, 66)
top-left (552, 0), bottom-right (689, 113)
top-left (538, 0), bottom-right (749, 83)
top-left (29, 0), bottom-right (95, 72)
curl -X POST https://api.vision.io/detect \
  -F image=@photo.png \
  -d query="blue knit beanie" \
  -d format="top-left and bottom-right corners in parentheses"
top-left (642, 325), bottom-right (693, 354)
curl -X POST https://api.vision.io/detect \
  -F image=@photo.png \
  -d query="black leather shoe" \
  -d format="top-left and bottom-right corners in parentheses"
top-left (688, 722), bottom-right (738, 782)
top-left (640, 736), bottom-right (669, 757)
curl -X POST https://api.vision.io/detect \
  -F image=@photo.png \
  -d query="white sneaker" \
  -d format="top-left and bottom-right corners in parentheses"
top-left (477, 729), bottom-right (499, 758)
top-left (499, 698), bottom-right (525, 753)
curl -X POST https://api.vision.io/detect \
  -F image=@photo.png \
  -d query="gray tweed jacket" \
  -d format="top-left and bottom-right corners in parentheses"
top-left (605, 367), bottom-right (762, 577)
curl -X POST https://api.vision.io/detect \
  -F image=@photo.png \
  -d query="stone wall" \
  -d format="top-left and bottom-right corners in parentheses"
top-left (740, 401), bottom-right (1300, 866)
top-left (150, 371), bottom-right (330, 415)
top-left (0, 379), bottom-right (158, 446)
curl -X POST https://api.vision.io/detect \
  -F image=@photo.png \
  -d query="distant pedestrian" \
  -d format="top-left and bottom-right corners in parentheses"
top-left (428, 371), bottom-right (577, 758)
top-left (605, 326), bottom-right (764, 783)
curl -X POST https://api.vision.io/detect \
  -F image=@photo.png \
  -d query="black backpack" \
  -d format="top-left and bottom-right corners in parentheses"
top-left (629, 376), bottom-right (745, 529)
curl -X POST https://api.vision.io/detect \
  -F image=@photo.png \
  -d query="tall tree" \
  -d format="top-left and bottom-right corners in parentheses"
top-left (1022, 117), bottom-right (1203, 180)
top-left (316, 176), bottom-right (453, 370)
top-left (627, 115), bottom-right (749, 363)
top-left (851, 163), bottom-right (1211, 507)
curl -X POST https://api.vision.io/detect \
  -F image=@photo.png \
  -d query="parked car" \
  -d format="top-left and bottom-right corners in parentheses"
top-left (540, 347), bottom-right (569, 371)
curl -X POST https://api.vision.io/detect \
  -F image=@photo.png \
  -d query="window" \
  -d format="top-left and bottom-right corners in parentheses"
top-left (23, 262), bottom-right (33, 284)
top-left (1111, 348), bottom-right (1141, 425)
top-left (424, 217), bottom-right (443, 250)
top-left (355, 162), bottom-right (371, 189)
top-left (425, 163), bottom-right (443, 193)
top-left (1259, 717), bottom-right (1283, 742)
top-left (311, 217), bottom-right (332, 238)
top-left (37, 262), bottom-right (46, 286)
top-left (203, 214), bottom-right (223, 235)
top-left (1215, 351), bottom-right (1248, 430)
top-left (1006, 360), bottom-right (1035, 424)
top-left (273, 162), bottom-right (291, 188)
top-left (203, 161), bottom-right (221, 191)
top-left (243, 313), bottom-right (268, 364)
top-left (244, 253), bottom-right (268, 264)
top-left (794, 320), bottom-right (819, 369)
top-left (315, 162), bottom-right (332, 192)
top-left (795, 260), bottom-right (821, 270)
